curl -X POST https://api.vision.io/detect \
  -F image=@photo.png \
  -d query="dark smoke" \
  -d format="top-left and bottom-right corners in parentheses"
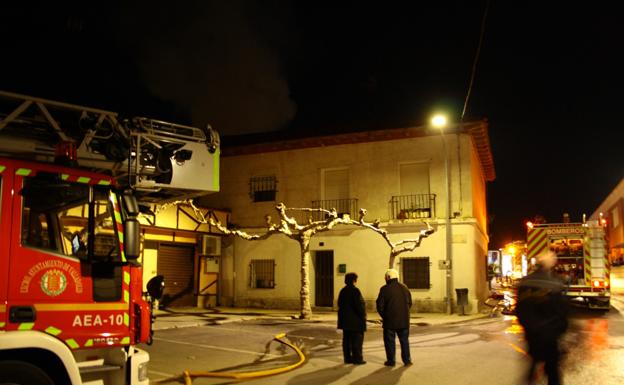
top-left (119, 1), bottom-right (296, 135)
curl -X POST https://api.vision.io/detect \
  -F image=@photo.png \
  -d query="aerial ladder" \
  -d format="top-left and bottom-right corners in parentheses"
top-left (0, 90), bottom-right (220, 203)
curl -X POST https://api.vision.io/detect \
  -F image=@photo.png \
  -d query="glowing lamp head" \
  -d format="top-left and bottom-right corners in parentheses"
top-left (431, 114), bottom-right (448, 128)
top-left (526, 221), bottom-right (534, 230)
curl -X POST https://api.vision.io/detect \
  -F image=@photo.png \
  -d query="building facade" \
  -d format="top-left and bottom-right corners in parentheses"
top-left (200, 121), bottom-right (496, 313)
top-left (138, 204), bottom-right (228, 308)
top-left (591, 178), bottom-right (624, 265)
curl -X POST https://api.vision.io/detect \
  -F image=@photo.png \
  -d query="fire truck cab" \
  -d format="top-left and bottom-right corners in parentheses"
top-left (0, 91), bottom-right (220, 384)
top-left (0, 158), bottom-right (151, 384)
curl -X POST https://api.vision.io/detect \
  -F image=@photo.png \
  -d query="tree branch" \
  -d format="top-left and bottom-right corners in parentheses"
top-left (177, 200), bottom-right (434, 263)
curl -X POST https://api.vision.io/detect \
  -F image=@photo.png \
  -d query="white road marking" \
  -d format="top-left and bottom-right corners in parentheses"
top-left (148, 369), bottom-right (178, 378)
top-left (152, 337), bottom-right (281, 357)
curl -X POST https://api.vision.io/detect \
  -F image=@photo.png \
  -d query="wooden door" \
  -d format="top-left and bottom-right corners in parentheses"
top-left (315, 251), bottom-right (334, 307)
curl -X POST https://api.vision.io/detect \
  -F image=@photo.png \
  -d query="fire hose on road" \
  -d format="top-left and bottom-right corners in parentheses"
top-left (152, 333), bottom-right (306, 385)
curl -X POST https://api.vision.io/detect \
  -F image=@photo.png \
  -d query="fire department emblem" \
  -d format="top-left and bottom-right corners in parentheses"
top-left (41, 269), bottom-right (68, 297)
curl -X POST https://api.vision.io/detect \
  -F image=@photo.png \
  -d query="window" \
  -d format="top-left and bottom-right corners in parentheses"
top-left (249, 176), bottom-right (277, 202)
top-left (399, 162), bottom-right (430, 195)
top-left (316, 168), bottom-right (357, 219)
top-left (21, 173), bottom-right (119, 260)
top-left (249, 259), bottom-right (275, 288)
top-left (402, 257), bottom-right (430, 289)
top-left (322, 168), bottom-right (349, 200)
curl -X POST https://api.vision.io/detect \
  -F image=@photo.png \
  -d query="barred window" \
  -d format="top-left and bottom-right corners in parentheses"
top-left (250, 259), bottom-right (275, 288)
top-left (249, 176), bottom-right (278, 202)
top-left (402, 257), bottom-right (430, 289)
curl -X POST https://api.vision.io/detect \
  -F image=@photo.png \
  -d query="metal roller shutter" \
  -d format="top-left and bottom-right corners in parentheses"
top-left (157, 243), bottom-right (196, 307)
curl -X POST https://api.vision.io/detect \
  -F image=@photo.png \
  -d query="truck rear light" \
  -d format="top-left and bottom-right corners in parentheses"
top-left (592, 280), bottom-right (604, 288)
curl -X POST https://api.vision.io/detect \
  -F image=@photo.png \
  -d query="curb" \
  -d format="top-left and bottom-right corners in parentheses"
top-left (153, 311), bottom-right (491, 331)
top-left (611, 295), bottom-right (624, 314)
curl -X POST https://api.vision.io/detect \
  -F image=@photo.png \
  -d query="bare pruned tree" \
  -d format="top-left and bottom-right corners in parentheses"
top-left (167, 201), bottom-right (434, 319)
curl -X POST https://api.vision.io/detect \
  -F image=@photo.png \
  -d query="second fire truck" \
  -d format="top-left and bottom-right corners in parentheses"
top-left (526, 218), bottom-right (610, 309)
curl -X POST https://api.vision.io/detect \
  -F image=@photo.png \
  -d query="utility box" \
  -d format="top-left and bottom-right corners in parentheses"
top-left (200, 235), bottom-right (221, 256)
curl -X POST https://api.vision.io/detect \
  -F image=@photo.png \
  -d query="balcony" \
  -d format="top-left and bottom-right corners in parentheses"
top-left (389, 194), bottom-right (436, 220)
top-left (310, 198), bottom-right (359, 221)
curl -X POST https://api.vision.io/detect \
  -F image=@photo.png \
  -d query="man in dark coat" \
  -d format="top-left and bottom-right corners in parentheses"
top-left (337, 272), bottom-right (367, 364)
top-left (516, 251), bottom-right (568, 385)
top-left (376, 268), bottom-right (412, 366)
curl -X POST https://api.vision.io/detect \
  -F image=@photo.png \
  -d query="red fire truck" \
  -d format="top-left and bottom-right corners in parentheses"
top-left (526, 219), bottom-right (610, 309)
top-left (0, 91), bottom-right (219, 384)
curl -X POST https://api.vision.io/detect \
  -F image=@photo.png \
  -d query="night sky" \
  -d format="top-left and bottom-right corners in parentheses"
top-left (0, 1), bottom-right (622, 249)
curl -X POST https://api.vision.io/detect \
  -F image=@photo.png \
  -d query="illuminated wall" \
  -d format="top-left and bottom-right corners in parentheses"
top-left (201, 130), bottom-right (493, 313)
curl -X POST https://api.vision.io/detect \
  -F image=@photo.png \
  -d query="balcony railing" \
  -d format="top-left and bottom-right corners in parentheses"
top-left (389, 194), bottom-right (436, 220)
top-left (310, 198), bottom-right (359, 221)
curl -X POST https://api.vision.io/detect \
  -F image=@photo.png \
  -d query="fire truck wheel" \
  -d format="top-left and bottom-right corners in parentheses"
top-left (0, 360), bottom-right (55, 385)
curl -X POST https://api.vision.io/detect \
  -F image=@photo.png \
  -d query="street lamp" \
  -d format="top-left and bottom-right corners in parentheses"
top-left (431, 114), bottom-right (447, 129)
top-left (431, 114), bottom-right (453, 315)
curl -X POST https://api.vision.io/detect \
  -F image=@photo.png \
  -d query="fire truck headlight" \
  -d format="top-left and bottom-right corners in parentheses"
top-left (138, 362), bottom-right (148, 382)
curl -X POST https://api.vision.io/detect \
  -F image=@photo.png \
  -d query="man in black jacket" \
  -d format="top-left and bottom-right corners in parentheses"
top-left (516, 251), bottom-right (568, 385)
top-left (376, 268), bottom-right (413, 366)
top-left (337, 272), bottom-right (367, 364)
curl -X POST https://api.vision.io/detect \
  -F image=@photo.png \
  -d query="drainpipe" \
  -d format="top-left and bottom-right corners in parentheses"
top-left (442, 134), bottom-right (453, 315)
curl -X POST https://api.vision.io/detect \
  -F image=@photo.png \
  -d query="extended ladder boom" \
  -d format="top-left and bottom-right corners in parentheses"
top-left (0, 90), bottom-right (220, 202)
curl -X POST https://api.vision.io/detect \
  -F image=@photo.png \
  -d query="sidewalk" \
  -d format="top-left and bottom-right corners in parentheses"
top-left (153, 306), bottom-right (489, 331)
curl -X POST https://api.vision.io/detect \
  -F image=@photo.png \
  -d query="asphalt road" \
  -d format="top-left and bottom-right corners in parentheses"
top-left (144, 267), bottom-right (624, 385)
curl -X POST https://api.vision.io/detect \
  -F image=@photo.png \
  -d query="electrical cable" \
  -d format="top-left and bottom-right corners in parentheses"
top-left (461, 0), bottom-right (491, 121)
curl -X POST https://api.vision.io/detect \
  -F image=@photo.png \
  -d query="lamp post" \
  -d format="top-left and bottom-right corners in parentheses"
top-left (431, 114), bottom-right (453, 314)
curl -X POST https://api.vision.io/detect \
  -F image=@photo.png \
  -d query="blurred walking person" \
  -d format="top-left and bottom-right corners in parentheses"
top-left (337, 272), bottom-right (367, 364)
top-left (516, 251), bottom-right (569, 385)
top-left (376, 268), bottom-right (413, 366)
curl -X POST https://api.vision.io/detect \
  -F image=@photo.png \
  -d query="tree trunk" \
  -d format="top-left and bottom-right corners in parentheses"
top-left (299, 235), bottom-right (312, 319)
top-left (388, 252), bottom-right (396, 269)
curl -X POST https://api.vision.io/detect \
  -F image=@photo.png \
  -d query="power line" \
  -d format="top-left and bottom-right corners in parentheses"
top-left (461, 0), bottom-right (491, 121)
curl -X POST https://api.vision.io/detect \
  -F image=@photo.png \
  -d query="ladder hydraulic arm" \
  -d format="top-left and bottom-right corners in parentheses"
top-left (0, 90), bottom-right (220, 202)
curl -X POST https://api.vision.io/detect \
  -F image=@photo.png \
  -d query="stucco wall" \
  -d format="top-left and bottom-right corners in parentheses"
top-left (137, 204), bottom-right (228, 303)
top-left (200, 131), bottom-right (492, 313)
top-left (201, 134), bottom-right (472, 225)
top-left (590, 178), bottom-right (624, 263)
top-left (468, 136), bottom-right (488, 233)
top-left (224, 220), bottom-right (488, 313)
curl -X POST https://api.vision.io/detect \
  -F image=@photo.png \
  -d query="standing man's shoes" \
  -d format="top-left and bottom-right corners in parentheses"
top-left (353, 361), bottom-right (367, 365)
top-left (404, 361), bottom-right (413, 366)
top-left (384, 361), bottom-right (396, 366)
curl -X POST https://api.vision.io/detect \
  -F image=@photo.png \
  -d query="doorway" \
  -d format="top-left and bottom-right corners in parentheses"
top-left (157, 243), bottom-right (196, 307)
top-left (315, 250), bottom-right (334, 307)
